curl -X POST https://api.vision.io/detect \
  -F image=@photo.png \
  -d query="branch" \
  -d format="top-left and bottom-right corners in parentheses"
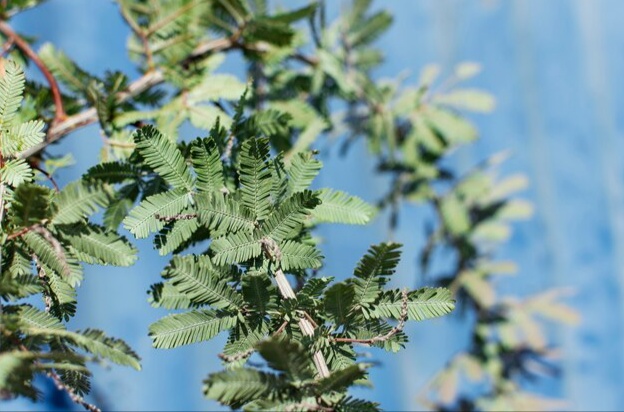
top-left (0, 21), bottom-right (66, 123)
top-left (17, 35), bottom-right (318, 160)
top-left (260, 237), bottom-right (330, 378)
top-left (46, 370), bottom-right (101, 412)
top-left (332, 289), bottom-right (409, 345)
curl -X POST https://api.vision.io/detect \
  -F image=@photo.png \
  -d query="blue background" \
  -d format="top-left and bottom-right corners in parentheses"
top-left (5, 0), bottom-right (624, 410)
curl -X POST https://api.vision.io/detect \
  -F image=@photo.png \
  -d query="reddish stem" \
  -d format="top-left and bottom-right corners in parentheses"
top-left (0, 21), bottom-right (66, 124)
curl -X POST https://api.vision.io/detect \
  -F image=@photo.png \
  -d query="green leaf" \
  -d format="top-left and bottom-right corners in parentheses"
top-left (311, 189), bottom-right (376, 225)
top-left (440, 194), bottom-right (471, 236)
top-left (39, 43), bottom-right (96, 95)
top-left (279, 240), bottom-right (323, 271)
top-left (123, 188), bottom-right (191, 238)
top-left (204, 368), bottom-right (283, 408)
top-left (22, 231), bottom-right (71, 278)
top-left (324, 283), bottom-right (355, 326)
top-left (9, 183), bottom-right (52, 227)
top-left (238, 138), bottom-right (273, 220)
top-left (435, 89), bottom-right (496, 113)
top-left (351, 243), bottom-right (401, 308)
top-left (62, 224), bottom-right (137, 267)
top-left (196, 193), bottom-right (256, 234)
top-left (190, 136), bottom-right (225, 193)
top-left (1, 159), bottom-right (33, 186)
top-left (22, 327), bottom-right (141, 370)
top-left (316, 364), bottom-right (368, 393)
top-left (256, 337), bottom-right (315, 382)
top-left (425, 107), bottom-right (477, 144)
top-left (149, 310), bottom-right (237, 349)
top-left (260, 190), bottom-right (320, 242)
top-left (133, 125), bottom-right (194, 192)
top-left (16, 305), bottom-right (65, 330)
top-left (148, 282), bottom-right (192, 310)
top-left (83, 161), bottom-right (142, 184)
top-left (211, 231), bottom-right (262, 266)
top-left (51, 181), bottom-right (110, 225)
top-left (162, 255), bottom-right (243, 310)
top-left (0, 60), bottom-right (25, 131)
top-left (286, 151), bottom-right (322, 194)
top-left (154, 217), bottom-right (200, 256)
top-left (242, 274), bottom-right (276, 315)
top-left (373, 288), bottom-right (455, 321)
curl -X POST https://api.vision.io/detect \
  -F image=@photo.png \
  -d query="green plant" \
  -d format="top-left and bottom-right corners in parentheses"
top-left (0, 1), bottom-right (574, 411)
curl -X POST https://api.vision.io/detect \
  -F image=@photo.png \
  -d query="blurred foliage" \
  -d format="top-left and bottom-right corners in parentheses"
top-left (0, 0), bottom-right (576, 411)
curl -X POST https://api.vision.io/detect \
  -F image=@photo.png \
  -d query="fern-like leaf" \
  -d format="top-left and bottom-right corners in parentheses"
top-left (287, 151), bottom-right (322, 194)
top-left (0, 60), bottom-right (25, 130)
top-left (350, 243), bottom-right (401, 309)
top-left (162, 255), bottom-right (243, 310)
top-left (61, 224), bottom-right (137, 267)
top-left (260, 190), bottom-right (320, 242)
top-left (373, 288), bottom-right (455, 321)
top-left (238, 137), bottom-right (273, 220)
top-left (154, 217), bottom-right (200, 256)
top-left (210, 231), bottom-right (262, 266)
top-left (51, 181), bottom-right (110, 225)
top-left (134, 125), bottom-right (194, 192)
top-left (311, 189), bottom-right (376, 225)
top-left (203, 368), bottom-right (284, 408)
top-left (149, 310), bottom-right (237, 349)
top-left (123, 188), bottom-right (191, 238)
top-left (190, 136), bottom-right (225, 193)
top-left (279, 240), bottom-right (322, 271)
top-left (196, 193), bottom-right (256, 234)
top-left (0, 159), bottom-right (33, 186)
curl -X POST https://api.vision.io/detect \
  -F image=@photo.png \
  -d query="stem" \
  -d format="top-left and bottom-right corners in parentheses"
top-left (0, 21), bottom-right (66, 123)
top-left (273, 267), bottom-right (330, 378)
top-left (17, 36), bottom-right (318, 160)
top-left (46, 370), bottom-right (101, 412)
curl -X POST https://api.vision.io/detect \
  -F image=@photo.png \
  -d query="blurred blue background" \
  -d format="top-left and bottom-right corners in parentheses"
top-left (5, 0), bottom-right (624, 410)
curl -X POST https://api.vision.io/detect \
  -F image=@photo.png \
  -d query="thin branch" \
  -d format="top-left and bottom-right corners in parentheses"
top-left (29, 161), bottom-right (60, 191)
top-left (46, 370), bottom-right (101, 412)
top-left (32, 255), bottom-right (52, 312)
top-left (15, 32), bottom-right (319, 160)
top-left (0, 21), bottom-right (66, 123)
top-left (332, 289), bottom-right (409, 345)
top-left (155, 213), bottom-right (197, 222)
top-left (261, 238), bottom-right (330, 378)
top-left (218, 348), bottom-right (254, 363)
top-left (31, 225), bottom-right (70, 277)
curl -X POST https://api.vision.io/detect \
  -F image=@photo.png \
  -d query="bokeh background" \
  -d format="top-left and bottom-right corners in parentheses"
top-left (6, 0), bottom-right (624, 410)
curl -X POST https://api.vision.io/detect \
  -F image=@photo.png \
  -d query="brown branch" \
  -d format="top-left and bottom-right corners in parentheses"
top-left (332, 289), bottom-right (409, 345)
top-left (33, 254), bottom-right (52, 312)
top-left (46, 370), bottom-right (101, 412)
top-left (31, 225), bottom-right (70, 277)
top-left (218, 348), bottom-right (255, 363)
top-left (29, 161), bottom-right (60, 191)
top-left (13, 27), bottom-right (320, 160)
top-left (155, 213), bottom-right (197, 222)
top-left (0, 21), bottom-right (66, 123)
top-left (6, 222), bottom-right (41, 241)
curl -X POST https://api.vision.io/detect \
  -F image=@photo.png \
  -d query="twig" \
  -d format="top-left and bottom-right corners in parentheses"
top-left (29, 161), bottom-right (60, 191)
top-left (261, 237), bottom-right (330, 378)
top-left (155, 213), bottom-right (197, 222)
top-left (46, 370), bottom-right (101, 412)
top-left (6, 222), bottom-right (44, 241)
top-left (332, 289), bottom-right (409, 345)
top-left (32, 255), bottom-right (52, 312)
top-left (17, 36), bottom-right (318, 160)
top-left (0, 21), bottom-right (66, 123)
top-left (218, 348), bottom-right (255, 363)
top-left (31, 225), bottom-right (70, 277)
